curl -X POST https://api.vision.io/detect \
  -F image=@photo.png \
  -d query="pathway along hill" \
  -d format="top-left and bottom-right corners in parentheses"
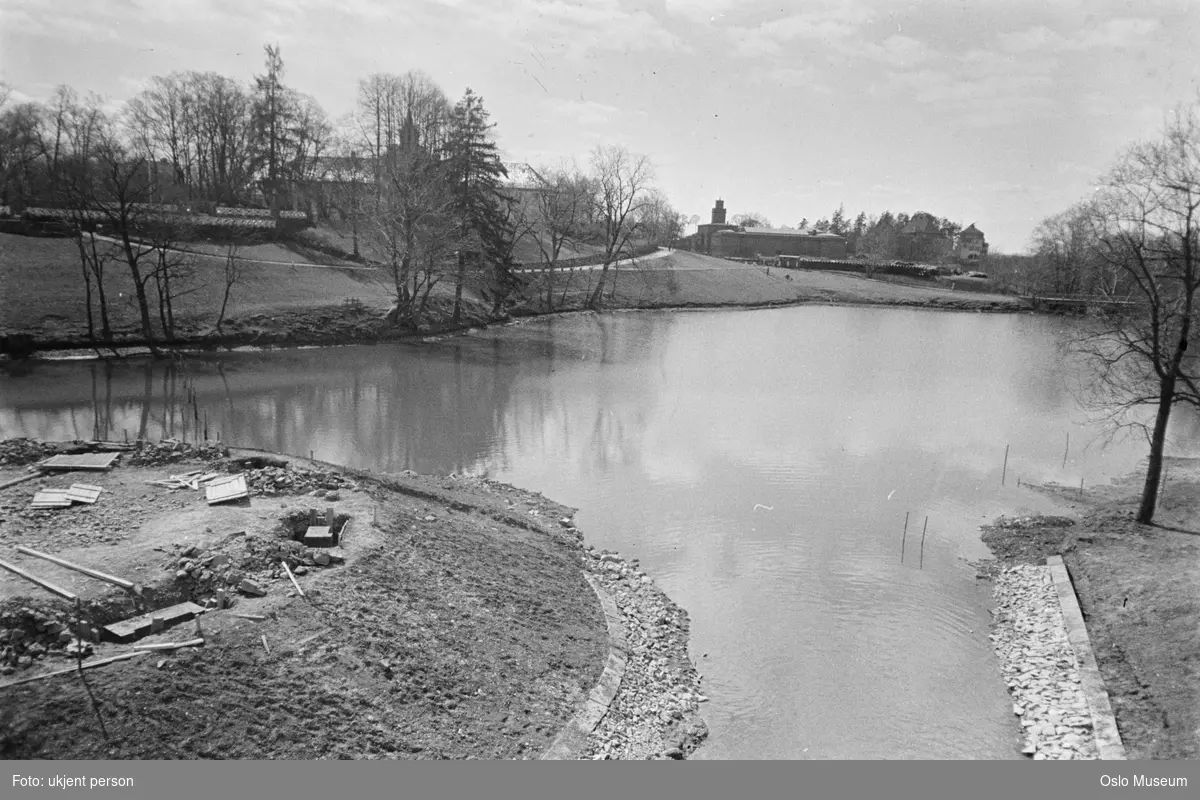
top-left (0, 440), bottom-right (707, 759)
top-left (0, 232), bottom-right (1024, 358)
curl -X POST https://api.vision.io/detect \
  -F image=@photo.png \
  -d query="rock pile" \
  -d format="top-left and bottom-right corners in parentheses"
top-left (991, 564), bottom-right (1098, 760)
top-left (240, 465), bottom-right (355, 497)
top-left (0, 438), bottom-right (59, 467)
top-left (579, 547), bottom-right (709, 760)
top-left (128, 440), bottom-right (228, 467)
top-left (163, 534), bottom-right (344, 603)
top-left (0, 604), bottom-right (98, 675)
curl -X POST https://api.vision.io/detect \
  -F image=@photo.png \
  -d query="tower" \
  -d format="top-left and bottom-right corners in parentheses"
top-left (711, 199), bottom-right (727, 225)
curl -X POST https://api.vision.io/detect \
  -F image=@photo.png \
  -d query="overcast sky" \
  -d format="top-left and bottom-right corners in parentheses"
top-left (3, 0), bottom-right (1199, 251)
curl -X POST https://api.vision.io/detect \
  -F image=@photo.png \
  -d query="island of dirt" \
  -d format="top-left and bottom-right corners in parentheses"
top-left (0, 438), bottom-right (707, 760)
top-left (978, 459), bottom-right (1200, 761)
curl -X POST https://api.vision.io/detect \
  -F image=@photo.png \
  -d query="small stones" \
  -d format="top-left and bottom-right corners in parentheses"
top-left (991, 564), bottom-right (1098, 760)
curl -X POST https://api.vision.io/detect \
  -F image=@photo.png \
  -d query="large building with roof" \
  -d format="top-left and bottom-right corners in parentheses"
top-left (954, 223), bottom-right (988, 263)
top-left (689, 199), bottom-right (847, 260)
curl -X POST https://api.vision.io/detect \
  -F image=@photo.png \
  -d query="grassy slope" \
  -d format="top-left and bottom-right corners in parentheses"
top-left (0, 233), bottom-right (396, 341)
top-left (520, 250), bottom-right (1025, 312)
top-left (1, 236), bottom-right (1025, 346)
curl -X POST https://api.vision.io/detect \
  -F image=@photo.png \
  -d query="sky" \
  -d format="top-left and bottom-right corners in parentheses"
top-left (2, 0), bottom-right (1199, 252)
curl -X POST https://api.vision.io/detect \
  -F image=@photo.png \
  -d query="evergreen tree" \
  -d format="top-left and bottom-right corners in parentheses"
top-left (444, 88), bottom-right (512, 323)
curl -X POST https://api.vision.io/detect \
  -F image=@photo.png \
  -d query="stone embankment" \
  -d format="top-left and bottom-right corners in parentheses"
top-left (579, 547), bottom-right (708, 760)
top-left (990, 564), bottom-right (1099, 760)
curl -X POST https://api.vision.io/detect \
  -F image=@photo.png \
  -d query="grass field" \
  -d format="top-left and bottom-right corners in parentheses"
top-left (0, 233), bottom-right (396, 342)
top-left (1, 233), bottom-right (1026, 350)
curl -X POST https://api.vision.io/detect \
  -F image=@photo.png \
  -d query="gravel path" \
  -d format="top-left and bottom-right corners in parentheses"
top-left (990, 564), bottom-right (1099, 760)
top-left (579, 548), bottom-right (708, 760)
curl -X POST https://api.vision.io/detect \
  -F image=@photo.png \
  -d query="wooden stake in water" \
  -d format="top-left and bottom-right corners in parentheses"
top-left (1063, 432), bottom-right (1070, 470)
top-left (1002, 444), bottom-right (1009, 486)
top-left (900, 511), bottom-right (910, 564)
top-left (920, 517), bottom-right (929, 569)
top-left (1079, 478), bottom-right (1084, 497)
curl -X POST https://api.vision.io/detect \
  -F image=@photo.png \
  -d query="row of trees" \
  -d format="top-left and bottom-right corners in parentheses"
top-left (0, 45), bottom-right (684, 350)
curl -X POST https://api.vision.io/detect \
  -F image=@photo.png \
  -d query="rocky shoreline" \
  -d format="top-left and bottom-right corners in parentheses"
top-left (578, 547), bottom-right (708, 760)
top-left (990, 564), bottom-right (1099, 760)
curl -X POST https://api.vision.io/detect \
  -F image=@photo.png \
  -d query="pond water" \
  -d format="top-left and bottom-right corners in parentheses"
top-left (3, 306), bottom-right (1195, 759)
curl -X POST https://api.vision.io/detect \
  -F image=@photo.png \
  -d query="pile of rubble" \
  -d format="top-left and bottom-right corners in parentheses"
top-left (991, 564), bottom-right (1099, 760)
top-left (163, 534), bottom-right (344, 604)
top-left (0, 603), bottom-right (97, 676)
top-left (241, 465), bottom-right (355, 498)
top-left (128, 440), bottom-right (228, 467)
top-left (0, 438), bottom-right (60, 467)
top-left (579, 547), bottom-right (709, 760)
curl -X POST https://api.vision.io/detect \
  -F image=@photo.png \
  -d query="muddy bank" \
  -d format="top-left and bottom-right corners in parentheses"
top-left (0, 438), bottom-right (706, 760)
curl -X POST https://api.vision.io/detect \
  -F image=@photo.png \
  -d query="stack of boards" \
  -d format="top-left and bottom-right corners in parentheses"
top-left (30, 484), bottom-right (104, 509)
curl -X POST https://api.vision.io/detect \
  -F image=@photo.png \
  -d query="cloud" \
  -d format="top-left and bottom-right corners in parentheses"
top-left (999, 17), bottom-right (1160, 52)
top-left (550, 98), bottom-right (620, 127)
top-left (447, 0), bottom-right (687, 56)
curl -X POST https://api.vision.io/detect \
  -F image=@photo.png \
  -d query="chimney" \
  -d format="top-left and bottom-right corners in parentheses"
top-left (712, 199), bottom-right (726, 225)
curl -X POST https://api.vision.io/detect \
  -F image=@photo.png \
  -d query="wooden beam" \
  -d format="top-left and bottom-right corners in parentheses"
top-left (132, 638), bottom-right (205, 651)
top-left (281, 560), bottom-right (305, 597)
top-left (15, 546), bottom-right (135, 591)
top-left (0, 472), bottom-right (42, 492)
top-left (0, 651), bottom-right (146, 689)
top-left (0, 558), bottom-right (77, 601)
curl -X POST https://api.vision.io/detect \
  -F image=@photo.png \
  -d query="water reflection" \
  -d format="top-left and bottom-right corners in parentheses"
top-left (3, 306), bottom-right (1198, 759)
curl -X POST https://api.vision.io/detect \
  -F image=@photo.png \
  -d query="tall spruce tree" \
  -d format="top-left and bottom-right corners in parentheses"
top-left (444, 88), bottom-right (512, 323)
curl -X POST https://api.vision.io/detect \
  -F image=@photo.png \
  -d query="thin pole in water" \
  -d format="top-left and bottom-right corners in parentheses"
top-left (1063, 432), bottom-right (1070, 470)
top-left (1002, 445), bottom-right (1009, 486)
top-left (1079, 478), bottom-right (1084, 497)
top-left (900, 511), bottom-right (909, 564)
top-left (1159, 464), bottom-right (1169, 506)
top-left (920, 516), bottom-right (928, 569)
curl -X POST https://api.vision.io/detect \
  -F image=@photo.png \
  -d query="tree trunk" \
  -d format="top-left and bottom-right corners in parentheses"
top-left (453, 250), bottom-right (465, 324)
top-left (87, 233), bottom-right (112, 341)
top-left (76, 234), bottom-right (95, 341)
top-left (120, 234), bottom-right (157, 352)
top-left (1137, 376), bottom-right (1176, 523)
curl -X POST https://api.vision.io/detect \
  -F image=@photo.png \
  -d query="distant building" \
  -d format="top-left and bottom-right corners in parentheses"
top-left (955, 223), bottom-right (988, 263)
top-left (692, 199), bottom-right (738, 254)
top-left (689, 198), bottom-right (847, 259)
top-left (897, 212), bottom-right (950, 262)
top-left (712, 227), bottom-right (846, 260)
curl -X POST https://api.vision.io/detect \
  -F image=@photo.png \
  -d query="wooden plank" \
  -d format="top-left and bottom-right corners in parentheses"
top-left (31, 490), bottom-right (71, 508)
top-left (0, 558), bottom-right (78, 601)
top-left (131, 638), bottom-right (205, 651)
top-left (0, 473), bottom-right (42, 492)
top-left (0, 651), bottom-right (147, 689)
top-left (102, 601), bottom-right (206, 643)
top-left (39, 452), bottom-right (119, 471)
top-left (66, 483), bottom-right (104, 504)
top-left (206, 475), bottom-right (248, 505)
top-left (281, 560), bottom-right (305, 597)
top-left (15, 546), bottom-right (136, 591)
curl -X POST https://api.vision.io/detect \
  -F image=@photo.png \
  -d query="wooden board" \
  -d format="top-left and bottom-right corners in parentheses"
top-left (39, 452), bottom-right (120, 471)
top-left (15, 545), bottom-right (135, 591)
top-left (30, 489), bottom-right (71, 509)
top-left (66, 483), bottom-right (104, 504)
top-left (103, 601), bottom-right (206, 643)
top-left (206, 475), bottom-right (249, 505)
top-left (0, 558), bottom-right (78, 601)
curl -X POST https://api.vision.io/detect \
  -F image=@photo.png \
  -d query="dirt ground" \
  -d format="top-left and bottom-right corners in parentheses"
top-left (981, 458), bottom-right (1200, 760)
top-left (0, 441), bottom-right (608, 759)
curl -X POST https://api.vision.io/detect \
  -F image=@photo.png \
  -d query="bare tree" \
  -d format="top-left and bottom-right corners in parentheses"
top-left (1075, 103), bottom-right (1200, 523)
top-left (513, 162), bottom-right (590, 311)
top-left (585, 145), bottom-right (654, 309)
top-left (215, 232), bottom-right (251, 334)
top-left (732, 211), bottom-right (770, 229)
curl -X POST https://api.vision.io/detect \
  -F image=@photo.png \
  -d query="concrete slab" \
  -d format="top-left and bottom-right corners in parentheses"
top-left (1047, 555), bottom-right (1127, 760)
top-left (103, 601), bottom-right (206, 644)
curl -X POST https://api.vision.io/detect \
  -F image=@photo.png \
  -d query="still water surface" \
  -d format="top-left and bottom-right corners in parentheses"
top-left (3, 306), bottom-right (1191, 758)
